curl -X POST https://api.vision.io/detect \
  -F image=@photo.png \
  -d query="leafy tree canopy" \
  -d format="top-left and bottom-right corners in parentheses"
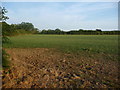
top-left (0, 6), bottom-right (9, 21)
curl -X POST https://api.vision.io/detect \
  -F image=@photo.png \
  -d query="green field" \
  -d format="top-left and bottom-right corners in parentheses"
top-left (3, 35), bottom-right (118, 55)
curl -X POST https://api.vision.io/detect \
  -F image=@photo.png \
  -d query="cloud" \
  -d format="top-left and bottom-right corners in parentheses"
top-left (4, 2), bottom-right (118, 30)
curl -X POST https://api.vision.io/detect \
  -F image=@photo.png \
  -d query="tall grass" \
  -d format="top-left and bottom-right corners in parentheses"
top-left (3, 35), bottom-right (118, 55)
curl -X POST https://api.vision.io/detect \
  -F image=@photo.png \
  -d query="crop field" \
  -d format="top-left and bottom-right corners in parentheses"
top-left (2, 35), bottom-right (119, 88)
top-left (3, 35), bottom-right (118, 55)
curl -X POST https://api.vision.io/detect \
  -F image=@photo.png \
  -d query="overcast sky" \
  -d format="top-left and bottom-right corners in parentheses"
top-left (2, 2), bottom-right (118, 31)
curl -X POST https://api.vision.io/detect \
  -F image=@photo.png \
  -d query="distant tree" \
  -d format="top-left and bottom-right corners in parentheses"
top-left (79, 29), bottom-right (83, 31)
top-left (15, 22), bottom-right (34, 31)
top-left (32, 28), bottom-right (39, 34)
top-left (40, 29), bottom-right (120, 35)
top-left (96, 29), bottom-right (102, 32)
top-left (55, 28), bottom-right (61, 34)
top-left (47, 29), bottom-right (55, 34)
top-left (22, 22), bottom-right (33, 30)
top-left (41, 29), bottom-right (48, 34)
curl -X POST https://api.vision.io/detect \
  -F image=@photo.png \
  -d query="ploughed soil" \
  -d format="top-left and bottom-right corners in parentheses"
top-left (2, 48), bottom-right (120, 88)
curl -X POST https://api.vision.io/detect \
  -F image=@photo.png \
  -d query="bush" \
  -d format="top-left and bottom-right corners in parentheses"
top-left (2, 36), bottom-right (10, 43)
top-left (2, 49), bottom-right (10, 68)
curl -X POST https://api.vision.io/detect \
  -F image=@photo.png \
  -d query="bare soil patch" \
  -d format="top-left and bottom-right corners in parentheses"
top-left (2, 48), bottom-right (119, 88)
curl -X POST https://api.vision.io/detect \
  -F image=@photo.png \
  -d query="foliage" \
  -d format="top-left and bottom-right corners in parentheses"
top-left (11, 22), bottom-right (34, 31)
top-left (2, 22), bottom-right (39, 36)
top-left (0, 6), bottom-right (9, 21)
top-left (2, 22), bottom-right (12, 36)
top-left (2, 49), bottom-right (10, 68)
top-left (2, 36), bottom-right (10, 43)
top-left (0, 7), bottom-right (10, 68)
top-left (40, 29), bottom-right (120, 35)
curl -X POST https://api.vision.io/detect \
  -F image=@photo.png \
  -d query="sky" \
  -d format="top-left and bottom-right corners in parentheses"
top-left (2, 2), bottom-right (118, 31)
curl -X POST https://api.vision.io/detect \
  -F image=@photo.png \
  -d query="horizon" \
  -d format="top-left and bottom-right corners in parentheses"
top-left (2, 2), bottom-right (118, 31)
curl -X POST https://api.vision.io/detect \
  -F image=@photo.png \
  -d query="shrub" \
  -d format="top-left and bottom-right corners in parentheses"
top-left (2, 49), bottom-right (10, 68)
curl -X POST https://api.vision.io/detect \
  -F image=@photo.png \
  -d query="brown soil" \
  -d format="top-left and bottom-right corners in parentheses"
top-left (2, 48), bottom-right (120, 88)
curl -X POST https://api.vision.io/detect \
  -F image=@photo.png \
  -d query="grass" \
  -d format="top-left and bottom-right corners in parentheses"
top-left (3, 35), bottom-right (118, 55)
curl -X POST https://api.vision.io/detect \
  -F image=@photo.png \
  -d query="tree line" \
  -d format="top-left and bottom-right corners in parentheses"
top-left (2, 22), bottom-right (119, 35)
top-left (1, 6), bottom-right (119, 36)
top-left (1, 22), bottom-right (39, 36)
top-left (40, 29), bottom-right (120, 35)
